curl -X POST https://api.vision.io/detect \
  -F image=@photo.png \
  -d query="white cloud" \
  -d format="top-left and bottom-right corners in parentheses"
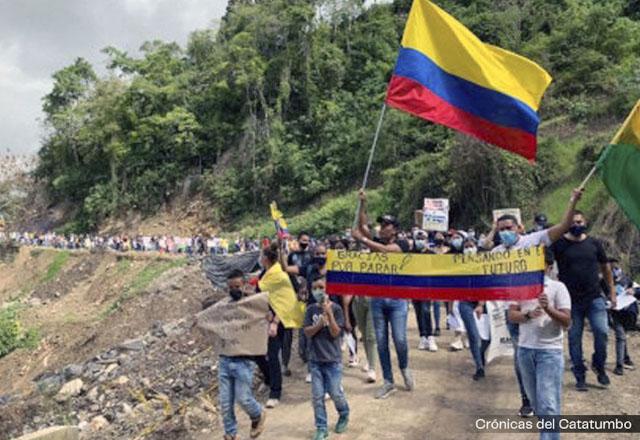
top-left (0, 0), bottom-right (228, 153)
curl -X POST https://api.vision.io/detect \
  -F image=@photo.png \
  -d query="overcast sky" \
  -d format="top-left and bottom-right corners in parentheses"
top-left (0, 0), bottom-right (229, 154)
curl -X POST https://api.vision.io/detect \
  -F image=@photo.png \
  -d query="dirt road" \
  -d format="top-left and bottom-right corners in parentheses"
top-left (226, 317), bottom-right (640, 440)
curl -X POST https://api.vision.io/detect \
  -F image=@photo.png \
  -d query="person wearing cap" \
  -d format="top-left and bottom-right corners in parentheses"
top-left (351, 190), bottom-right (414, 400)
top-left (528, 213), bottom-right (549, 233)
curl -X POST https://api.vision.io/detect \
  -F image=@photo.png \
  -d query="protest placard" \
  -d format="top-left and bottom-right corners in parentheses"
top-left (423, 198), bottom-right (449, 232)
top-left (196, 292), bottom-right (269, 357)
top-left (486, 301), bottom-right (514, 364)
top-left (493, 208), bottom-right (522, 225)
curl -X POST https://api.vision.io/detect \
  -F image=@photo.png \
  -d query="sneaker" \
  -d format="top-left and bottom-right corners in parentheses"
top-left (518, 401), bottom-right (534, 418)
top-left (449, 337), bottom-right (464, 351)
top-left (576, 378), bottom-right (588, 392)
top-left (434, 328), bottom-right (441, 337)
top-left (324, 392), bottom-right (331, 401)
top-left (624, 359), bottom-right (636, 370)
top-left (265, 398), bottom-right (279, 409)
top-left (250, 411), bottom-right (267, 438)
top-left (401, 368), bottom-right (415, 391)
top-left (348, 356), bottom-right (359, 368)
top-left (374, 381), bottom-right (396, 399)
top-left (283, 368), bottom-right (292, 377)
top-left (613, 365), bottom-right (624, 376)
top-left (418, 336), bottom-right (429, 350)
top-left (335, 414), bottom-right (349, 434)
top-left (427, 336), bottom-right (438, 352)
top-left (305, 373), bottom-right (312, 383)
top-left (472, 368), bottom-right (485, 381)
top-left (312, 429), bottom-right (329, 440)
top-left (366, 369), bottom-right (377, 384)
top-left (597, 371), bottom-right (611, 387)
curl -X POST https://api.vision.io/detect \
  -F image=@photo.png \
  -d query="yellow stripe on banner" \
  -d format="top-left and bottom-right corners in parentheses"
top-left (612, 99), bottom-right (640, 147)
top-left (402, 0), bottom-right (552, 112)
top-left (326, 247), bottom-right (545, 277)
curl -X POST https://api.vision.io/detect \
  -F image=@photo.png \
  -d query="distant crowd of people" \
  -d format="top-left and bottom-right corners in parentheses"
top-left (0, 231), bottom-right (262, 256)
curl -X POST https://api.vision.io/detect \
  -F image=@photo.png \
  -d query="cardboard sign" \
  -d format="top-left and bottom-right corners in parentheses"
top-left (196, 292), bottom-right (269, 357)
top-left (486, 301), bottom-right (514, 364)
top-left (423, 198), bottom-right (449, 232)
top-left (493, 208), bottom-right (522, 225)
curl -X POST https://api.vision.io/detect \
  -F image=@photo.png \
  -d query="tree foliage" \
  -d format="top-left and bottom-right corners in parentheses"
top-left (35, 0), bottom-right (640, 233)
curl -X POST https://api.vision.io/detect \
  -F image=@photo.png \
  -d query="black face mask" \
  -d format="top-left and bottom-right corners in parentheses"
top-left (569, 225), bottom-right (587, 237)
top-left (299, 242), bottom-right (309, 250)
top-left (313, 256), bottom-right (326, 267)
top-left (229, 289), bottom-right (243, 301)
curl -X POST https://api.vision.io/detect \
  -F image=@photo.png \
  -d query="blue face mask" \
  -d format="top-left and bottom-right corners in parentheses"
top-left (499, 230), bottom-right (518, 247)
top-left (451, 238), bottom-right (463, 250)
top-left (312, 289), bottom-right (326, 304)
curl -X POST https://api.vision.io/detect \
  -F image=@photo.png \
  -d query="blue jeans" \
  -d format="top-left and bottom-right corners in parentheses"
top-left (506, 315), bottom-right (528, 402)
top-left (459, 301), bottom-right (489, 371)
top-left (568, 297), bottom-right (608, 378)
top-left (371, 298), bottom-right (409, 384)
top-left (218, 356), bottom-right (262, 436)
top-left (310, 361), bottom-right (349, 430)
top-left (518, 348), bottom-right (563, 440)
top-left (611, 312), bottom-right (631, 367)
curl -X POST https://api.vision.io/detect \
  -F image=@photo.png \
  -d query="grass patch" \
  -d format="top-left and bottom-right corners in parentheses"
top-left (42, 251), bottom-right (70, 283)
top-left (539, 176), bottom-right (607, 223)
top-left (0, 305), bottom-right (40, 358)
top-left (101, 258), bottom-right (187, 318)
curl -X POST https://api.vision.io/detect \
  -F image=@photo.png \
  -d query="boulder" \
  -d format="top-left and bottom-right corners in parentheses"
top-left (54, 379), bottom-right (84, 402)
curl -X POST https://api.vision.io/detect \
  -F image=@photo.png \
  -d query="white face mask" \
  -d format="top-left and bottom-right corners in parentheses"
top-left (463, 247), bottom-right (477, 255)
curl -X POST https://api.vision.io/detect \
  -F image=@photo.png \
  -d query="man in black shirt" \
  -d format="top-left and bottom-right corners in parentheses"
top-left (550, 210), bottom-right (615, 391)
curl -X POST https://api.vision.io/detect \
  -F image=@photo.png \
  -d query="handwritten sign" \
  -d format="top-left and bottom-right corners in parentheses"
top-left (423, 198), bottom-right (449, 232)
top-left (493, 208), bottom-right (522, 225)
top-left (326, 248), bottom-right (545, 301)
top-left (196, 292), bottom-right (269, 357)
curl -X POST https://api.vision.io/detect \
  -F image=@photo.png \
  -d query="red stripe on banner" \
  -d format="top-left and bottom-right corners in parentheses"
top-left (385, 75), bottom-right (537, 161)
top-left (326, 283), bottom-right (542, 301)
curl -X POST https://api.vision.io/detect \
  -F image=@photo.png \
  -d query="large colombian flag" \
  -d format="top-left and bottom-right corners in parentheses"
top-left (386, 0), bottom-right (552, 161)
top-left (326, 247), bottom-right (545, 301)
top-left (597, 100), bottom-right (640, 230)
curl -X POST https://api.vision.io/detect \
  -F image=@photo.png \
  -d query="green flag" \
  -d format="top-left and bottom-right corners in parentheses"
top-left (598, 100), bottom-right (640, 229)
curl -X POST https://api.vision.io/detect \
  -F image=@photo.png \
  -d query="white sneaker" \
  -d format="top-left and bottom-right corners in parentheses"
top-left (366, 369), bottom-right (377, 383)
top-left (427, 336), bottom-right (438, 352)
top-left (324, 392), bottom-right (331, 400)
top-left (449, 337), bottom-right (464, 351)
top-left (418, 336), bottom-right (429, 350)
top-left (305, 373), bottom-right (312, 383)
top-left (265, 398), bottom-right (279, 409)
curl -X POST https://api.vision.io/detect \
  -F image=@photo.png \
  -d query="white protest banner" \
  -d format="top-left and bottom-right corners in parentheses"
top-left (493, 208), bottom-right (522, 225)
top-left (423, 198), bottom-right (449, 232)
top-left (486, 301), bottom-right (514, 364)
top-left (196, 292), bottom-right (269, 357)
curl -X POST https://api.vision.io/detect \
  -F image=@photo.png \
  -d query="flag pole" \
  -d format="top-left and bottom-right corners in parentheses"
top-left (578, 164), bottom-right (599, 190)
top-left (353, 103), bottom-right (388, 229)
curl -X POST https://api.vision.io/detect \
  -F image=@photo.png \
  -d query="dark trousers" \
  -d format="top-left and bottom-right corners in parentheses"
top-left (267, 323), bottom-right (285, 399)
top-left (282, 328), bottom-right (293, 370)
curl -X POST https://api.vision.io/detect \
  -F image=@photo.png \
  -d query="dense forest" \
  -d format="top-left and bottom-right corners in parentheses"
top-left (35, 0), bottom-right (640, 238)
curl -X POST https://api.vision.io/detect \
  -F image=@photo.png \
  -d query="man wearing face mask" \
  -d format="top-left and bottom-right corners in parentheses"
top-left (351, 190), bottom-right (414, 400)
top-left (550, 210), bottom-right (615, 391)
top-left (217, 270), bottom-right (267, 440)
top-left (281, 232), bottom-right (314, 377)
top-left (496, 188), bottom-right (583, 418)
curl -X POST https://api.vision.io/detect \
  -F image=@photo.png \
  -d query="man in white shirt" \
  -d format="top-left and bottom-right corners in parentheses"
top-left (490, 188), bottom-right (582, 418)
top-left (508, 250), bottom-right (571, 440)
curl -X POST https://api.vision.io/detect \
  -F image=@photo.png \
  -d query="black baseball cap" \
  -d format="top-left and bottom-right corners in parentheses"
top-left (377, 214), bottom-right (400, 228)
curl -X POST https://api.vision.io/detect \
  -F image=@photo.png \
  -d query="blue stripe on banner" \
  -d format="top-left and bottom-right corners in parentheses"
top-left (393, 47), bottom-right (539, 135)
top-left (327, 270), bottom-right (544, 289)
